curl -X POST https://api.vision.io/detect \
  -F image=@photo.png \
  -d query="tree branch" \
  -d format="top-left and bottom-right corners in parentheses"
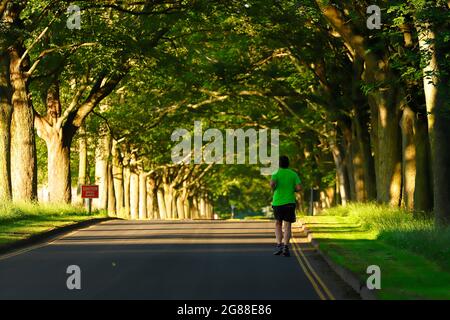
top-left (71, 68), bottom-right (129, 128)
top-left (19, 25), bottom-right (51, 66)
top-left (25, 42), bottom-right (97, 77)
top-left (0, 0), bottom-right (11, 17)
top-left (78, 0), bottom-right (186, 16)
top-left (56, 83), bottom-right (88, 130)
top-left (314, 1), bottom-right (368, 60)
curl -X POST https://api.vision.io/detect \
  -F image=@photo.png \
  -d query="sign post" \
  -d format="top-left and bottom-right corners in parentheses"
top-left (81, 185), bottom-right (99, 214)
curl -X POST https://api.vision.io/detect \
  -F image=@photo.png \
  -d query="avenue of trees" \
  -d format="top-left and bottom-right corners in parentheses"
top-left (0, 0), bottom-right (449, 225)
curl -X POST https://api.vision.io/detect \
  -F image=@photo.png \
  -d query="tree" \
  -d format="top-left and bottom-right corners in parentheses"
top-left (22, 0), bottom-right (196, 202)
top-left (411, 0), bottom-right (450, 224)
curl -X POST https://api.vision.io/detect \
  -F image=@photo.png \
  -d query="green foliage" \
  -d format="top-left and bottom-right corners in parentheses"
top-left (15, 0), bottom-right (449, 222)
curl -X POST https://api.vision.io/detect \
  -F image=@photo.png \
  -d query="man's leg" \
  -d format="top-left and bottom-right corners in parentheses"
top-left (273, 220), bottom-right (284, 255)
top-left (282, 221), bottom-right (292, 246)
top-left (282, 221), bottom-right (292, 257)
top-left (275, 220), bottom-right (283, 245)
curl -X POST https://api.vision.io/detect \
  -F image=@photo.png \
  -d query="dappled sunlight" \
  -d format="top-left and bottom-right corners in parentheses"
top-left (1, 0), bottom-right (449, 302)
top-left (53, 220), bottom-right (283, 245)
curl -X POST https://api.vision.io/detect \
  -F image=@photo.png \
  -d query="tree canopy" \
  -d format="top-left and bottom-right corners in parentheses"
top-left (1, 0), bottom-right (449, 224)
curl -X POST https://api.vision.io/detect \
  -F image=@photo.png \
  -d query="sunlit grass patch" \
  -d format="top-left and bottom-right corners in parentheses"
top-left (1, 201), bottom-right (90, 220)
top-left (0, 202), bottom-right (107, 246)
top-left (300, 204), bottom-right (450, 300)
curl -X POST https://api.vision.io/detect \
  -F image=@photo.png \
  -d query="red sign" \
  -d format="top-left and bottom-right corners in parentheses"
top-left (81, 185), bottom-right (99, 199)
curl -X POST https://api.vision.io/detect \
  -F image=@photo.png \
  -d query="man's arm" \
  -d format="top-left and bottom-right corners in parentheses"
top-left (295, 173), bottom-right (302, 192)
top-left (270, 180), bottom-right (277, 190)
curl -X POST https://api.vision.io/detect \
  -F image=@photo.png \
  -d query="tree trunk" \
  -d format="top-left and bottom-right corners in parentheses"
top-left (163, 182), bottom-right (173, 219)
top-left (433, 56), bottom-right (450, 224)
top-left (146, 187), bottom-right (154, 219)
top-left (146, 177), bottom-right (156, 219)
top-left (345, 154), bottom-right (355, 202)
top-left (414, 112), bottom-right (433, 213)
top-left (341, 123), bottom-right (356, 201)
top-left (157, 188), bottom-right (167, 219)
top-left (191, 197), bottom-right (199, 219)
top-left (181, 186), bottom-right (190, 219)
top-left (29, 82), bottom-right (70, 204)
top-left (331, 143), bottom-right (348, 206)
top-left (206, 200), bottom-right (213, 219)
top-left (416, 20), bottom-right (450, 224)
top-left (416, 24), bottom-right (438, 152)
top-left (123, 158), bottom-right (131, 218)
top-left (94, 126), bottom-right (110, 209)
top-left (111, 140), bottom-right (124, 217)
top-left (45, 130), bottom-right (73, 203)
top-left (153, 188), bottom-right (160, 219)
top-left (172, 193), bottom-right (178, 219)
top-left (138, 172), bottom-right (147, 219)
top-left (433, 99), bottom-right (450, 225)
top-left (352, 58), bottom-right (377, 201)
top-left (350, 125), bottom-right (366, 202)
top-left (130, 169), bottom-right (139, 220)
top-left (9, 47), bottom-right (37, 201)
top-left (34, 81), bottom-right (76, 204)
top-left (0, 53), bottom-right (12, 201)
top-left (369, 87), bottom-right (403, 206)
top-left (176, 194), bottom-right (185, 219)
top-left (199, 197), bottom-right (206, 217)
top-left (184, 197), bottom-right (190, 219)
top-left (353, 109), bottom-right (377, 201)
top-left (77, 126), bottom-right (88, 204)
top-left (363, 59), bottom-right (404, 207)
top-left (296, 192), bottom-right (304, 212)
top-left (400, 106), bottom-right (416, 210)
top-left (107, 162), bottom-right (116, 216)
top-left (325, 188), bottom-right (335, 208)
top-left (315, 3), bottom-right (402, 205)
top-left (205, 199), bottom-right (210, 219)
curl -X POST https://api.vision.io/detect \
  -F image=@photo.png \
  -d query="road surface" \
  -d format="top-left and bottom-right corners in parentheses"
top-left (0, 220), bottom-right (356, 300)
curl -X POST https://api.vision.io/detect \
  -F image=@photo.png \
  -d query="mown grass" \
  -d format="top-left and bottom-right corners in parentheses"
top-left (0, 202), bottom-right (107, 246)
top-left (220, 211), bottom-right (273, 220)
top-left (300, 204), bottom-right (450, 300)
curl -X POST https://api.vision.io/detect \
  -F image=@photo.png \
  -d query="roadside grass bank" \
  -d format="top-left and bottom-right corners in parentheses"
top-left (299, 204), bottom-right (450, 299)
top-left (0, 202), bottom-right (107, 246)
top-left (220, 211), bottom-right (273, 220)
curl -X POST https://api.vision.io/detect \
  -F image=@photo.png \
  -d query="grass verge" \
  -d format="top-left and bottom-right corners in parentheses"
top-left (0, 202), bottom-right (107, 247)
top-left (299, 204), bottom-right (450, 300)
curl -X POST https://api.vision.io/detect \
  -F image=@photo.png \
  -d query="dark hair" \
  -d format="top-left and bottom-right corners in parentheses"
top-left (279, 156), bottom-right (289, 168)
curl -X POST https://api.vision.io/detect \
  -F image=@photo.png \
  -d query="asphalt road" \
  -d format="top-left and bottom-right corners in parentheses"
top-left (0, 220), bottom-right (354, 300)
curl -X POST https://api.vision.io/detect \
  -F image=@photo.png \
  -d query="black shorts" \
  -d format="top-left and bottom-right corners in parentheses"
top-left (272, 203), bottom-right (296, 223)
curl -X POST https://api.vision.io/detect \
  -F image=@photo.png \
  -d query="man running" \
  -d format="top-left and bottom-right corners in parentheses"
top-left (270, 156), bottom-right (302, 257)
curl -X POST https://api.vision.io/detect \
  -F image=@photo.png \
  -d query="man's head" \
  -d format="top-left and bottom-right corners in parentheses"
top-left (279, 156), bottom-right (289, 168)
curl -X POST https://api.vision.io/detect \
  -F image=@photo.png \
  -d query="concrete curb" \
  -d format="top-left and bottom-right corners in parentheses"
top-left (298, 223), bottom-right (378, 300)
top-left (0, 217), bottom-right (116, 256)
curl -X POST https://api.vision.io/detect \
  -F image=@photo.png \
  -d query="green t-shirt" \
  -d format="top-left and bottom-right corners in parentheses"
top-left (271, 168), bottom-right (301, 206)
